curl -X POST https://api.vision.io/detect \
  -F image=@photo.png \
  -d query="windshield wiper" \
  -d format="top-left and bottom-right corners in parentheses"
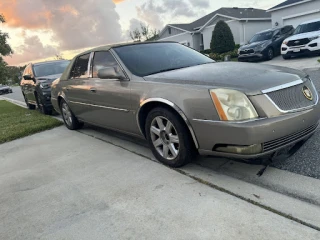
top-left (147, 66), bottom-right (191, 75)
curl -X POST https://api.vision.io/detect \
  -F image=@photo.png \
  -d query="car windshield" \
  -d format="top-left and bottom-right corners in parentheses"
top-left (113, 42), bottom-right (214, 77)
top-left (249, 31), bottom-right (273, 43)
top-left (33, 61), bottom-right (70, 77)
top-left (294, 21), bottom-right (320, 34)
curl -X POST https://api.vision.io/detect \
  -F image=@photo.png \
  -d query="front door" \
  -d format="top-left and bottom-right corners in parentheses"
top-left (85, 51), bottom-right (136, 134)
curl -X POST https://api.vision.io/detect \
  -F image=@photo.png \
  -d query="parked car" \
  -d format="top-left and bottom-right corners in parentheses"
top-left (0, 85), bottom-right (13, 95)
top-left (52, 42), bottom-right (319, 167)
top-left (238, 25), bottom-right (294, 62)
top-left (20, 60), bottom-right (70, 114)
top-left (282, 19), bottom-right (320, 59)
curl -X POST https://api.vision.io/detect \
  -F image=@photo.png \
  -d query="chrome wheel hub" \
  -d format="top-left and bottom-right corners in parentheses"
top-left (150, 116), bottom-right (180, 160)
top-left (62, 103), bottom-right (72, 126)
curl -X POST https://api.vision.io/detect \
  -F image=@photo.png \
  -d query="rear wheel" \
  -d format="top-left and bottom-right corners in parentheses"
top-left (60, 99), bottom-right (83, 130)
top-left (36, 92), bottom-right (52, 115)
top-left (23, 94), bottom-right (36, 110)
top-left (145, 107), bottom-right (196, 167)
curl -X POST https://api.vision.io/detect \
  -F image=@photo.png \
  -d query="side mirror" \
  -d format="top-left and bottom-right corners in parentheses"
top-left (97, 67), bottom-right (125, 80)
top-left (23, 74), bottom-right (33, 80)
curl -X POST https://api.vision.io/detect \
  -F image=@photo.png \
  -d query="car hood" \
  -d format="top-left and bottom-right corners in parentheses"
top-left (144, 63), bottom-right (307, 96)
top-left (36, 73), bottom-right (62, 82)
top-left (285, 31), bottom-right (320, 41)
top-left (239, 40), bottom-right (269, 50)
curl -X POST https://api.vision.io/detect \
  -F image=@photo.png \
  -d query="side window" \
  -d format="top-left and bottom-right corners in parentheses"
top-left (92, 51), bottom-right (124, 78)
top-left (70, 53), bottom-right (90, 79)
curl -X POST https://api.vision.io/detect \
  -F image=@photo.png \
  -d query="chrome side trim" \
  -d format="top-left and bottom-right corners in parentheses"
top-left (192, 118), bottom-right (267, 124)
top-left (264, 93), bottom-right (318, 113)
top-left (261, 79), bottom-right (303, 94)
top-left (70, 101), bottom-right (129, 112)
top-left (137, 98), bottom-right (199, 149)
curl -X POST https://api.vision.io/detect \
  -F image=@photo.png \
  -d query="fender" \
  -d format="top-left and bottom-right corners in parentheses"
top-left (137, 98), bottom-right (199, 149)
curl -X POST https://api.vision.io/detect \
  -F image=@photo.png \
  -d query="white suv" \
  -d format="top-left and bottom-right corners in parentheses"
top-left (281, 19), bottom-right (320, 59)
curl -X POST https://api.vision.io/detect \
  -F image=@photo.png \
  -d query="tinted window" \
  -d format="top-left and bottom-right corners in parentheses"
top-left (70, 54), bottom-right (90, 79)
top-left (113, 43), bottom-right (213, 77)
top-left (33, 61), bottom-right (70, 77)
top-left (294, 21), bottom-right (320, 34)
top-left (249, 31), bottom-right (273, 43)
top-left (92, 51), bottom-right (124, 78)
top-left (281, 26), bottom-right (292, 34)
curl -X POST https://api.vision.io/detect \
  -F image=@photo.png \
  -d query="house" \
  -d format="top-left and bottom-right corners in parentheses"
top-left (268, 0), bottom-right (320, 28)
top-left (158, 7), bottom-right (271, 51)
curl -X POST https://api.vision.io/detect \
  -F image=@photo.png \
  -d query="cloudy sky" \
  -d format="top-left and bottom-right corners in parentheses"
top-left (1, 0), bottom-right (283, 65)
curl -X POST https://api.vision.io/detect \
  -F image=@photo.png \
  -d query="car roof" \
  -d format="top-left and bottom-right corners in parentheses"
top-left (256, 26), bottom-right (290, 34)
top-left (60, 41), bottom-right (178, 81)
top-left (300, 18), bottom-right (320, 25)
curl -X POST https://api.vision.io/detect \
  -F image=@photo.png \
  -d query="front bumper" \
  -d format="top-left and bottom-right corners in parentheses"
top-left (39, 90), bottom-right (53, 108)
top-left (281, 40), bottom-right (320, 57)
top-left (192, 103), bottom-right (320, 160)
top-left (238, 53), bottom-right (264, 61)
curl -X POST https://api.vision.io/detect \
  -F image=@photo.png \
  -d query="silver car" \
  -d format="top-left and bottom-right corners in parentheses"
top-left (51, 42), bottom-right (320, 167)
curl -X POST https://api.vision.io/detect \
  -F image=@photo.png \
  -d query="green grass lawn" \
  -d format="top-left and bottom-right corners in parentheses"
top-left (0, 100), bottom-right (62, 144)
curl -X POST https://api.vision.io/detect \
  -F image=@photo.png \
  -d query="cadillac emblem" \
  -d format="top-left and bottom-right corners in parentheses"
top-left (302, 86), bottom-right (313, 101)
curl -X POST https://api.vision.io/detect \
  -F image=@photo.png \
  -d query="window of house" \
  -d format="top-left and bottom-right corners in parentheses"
top-left (168, 27), bottom-right (171, 34)
top-left (92, 51), bottom-right (124, 78)
top-left (70, 53), bottom-right (90, 79)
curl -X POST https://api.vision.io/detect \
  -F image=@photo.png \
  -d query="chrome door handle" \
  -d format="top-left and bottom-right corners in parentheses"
top-left (90, 88), bottom-right (97, 93)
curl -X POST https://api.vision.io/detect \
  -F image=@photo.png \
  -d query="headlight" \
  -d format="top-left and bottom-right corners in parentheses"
top-left (309, 36), bottom-right (319, 41)
top-left (283, 40), bottom-right (288, 45)
top-left (40, 83), bottom-right (50, 89)
top-left (210, 89), bottom-right (258, 121)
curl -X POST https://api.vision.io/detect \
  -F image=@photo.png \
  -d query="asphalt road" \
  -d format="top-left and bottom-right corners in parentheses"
top-left (3, 70), bottom-right (320, 179)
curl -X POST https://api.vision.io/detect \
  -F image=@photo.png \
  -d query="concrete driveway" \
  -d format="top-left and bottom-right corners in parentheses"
top-left (0, 127), bottom-right (319, 240)
top-left (262, 55), bottom-right (320, 70)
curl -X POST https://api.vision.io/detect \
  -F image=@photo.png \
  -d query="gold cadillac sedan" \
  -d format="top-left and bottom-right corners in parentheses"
top-left (51, 42), bottom-right (320, 167)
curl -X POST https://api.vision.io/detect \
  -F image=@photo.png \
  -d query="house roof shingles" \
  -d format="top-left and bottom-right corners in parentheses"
top-left (168, 7), bottom-right (271, 32)
top-left (268, 0), bottom-right (312, 11)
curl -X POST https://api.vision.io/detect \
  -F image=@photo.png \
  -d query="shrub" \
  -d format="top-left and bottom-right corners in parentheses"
top-left (200, 49), bottom-right (212, 54)
top-left (209, 48), bottom-right (239, 61)
top-left (211, 20), bottom-right (235, 54)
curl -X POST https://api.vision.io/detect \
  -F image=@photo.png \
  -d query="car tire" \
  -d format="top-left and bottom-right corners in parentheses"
top-left (0, 90), bottom-right (3, 95)
top-left (282, 55), bottom-right (290, 60)
top-left (266, 48), bottom-right (274, 60)
top-left (60, 99), bottom-right (83, 130)
top-left (23, 94), bottom-right (36, 110)
top-left (36, 92), bottom-right (52, 115)
top-left (145, 107), bottom-right (196, 168)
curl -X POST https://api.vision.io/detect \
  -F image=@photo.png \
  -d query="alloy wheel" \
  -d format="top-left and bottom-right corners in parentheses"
top-left (150, 116), bottom-right (180, 160)
top-left (62, 102), bottom-right (73, 127)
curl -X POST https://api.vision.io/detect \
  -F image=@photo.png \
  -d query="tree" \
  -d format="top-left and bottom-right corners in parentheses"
top-left (0, 14), bottom-right (14, 85)
top-left (129, 24), bottom-right (159, 42)
top-left (55, 53), bottom-right (65, 60)
top-left (210, 20), bottom-right (235, 54)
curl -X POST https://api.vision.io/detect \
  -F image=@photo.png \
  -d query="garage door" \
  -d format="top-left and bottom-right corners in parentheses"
top-left (284, 12), bottom-right (320, 28)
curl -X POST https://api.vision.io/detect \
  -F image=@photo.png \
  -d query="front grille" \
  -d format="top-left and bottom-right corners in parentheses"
top-left (287, 38), bottom-right (310, 47)
top-left (240, 49), bottom-right (254, 55)
top-left (267, 80), bottom-right (317, 111)
top-left (263, 124), bottom-right (318, 152)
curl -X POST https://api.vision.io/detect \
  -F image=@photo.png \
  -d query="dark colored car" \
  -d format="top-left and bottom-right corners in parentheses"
top-left (0, 85), bottom-right (13, 95)
top-left (238, 25), bottom-right (294, 62)
top-left (20, 60), bottom-right (70, 114)
top-left (51, 42), bottom-right (319, 168)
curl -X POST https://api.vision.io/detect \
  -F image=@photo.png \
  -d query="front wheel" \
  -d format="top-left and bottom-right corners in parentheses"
top-left (36, 92), bottom-right (52, 115)
top-left (266, 48), bottom-right (274, 60)
top-left (23, 94), bottom-right (36, 110)
top-left (145, 107), bottom-right (196, 167)
top-left (60, 99), bottom-right (83, 130)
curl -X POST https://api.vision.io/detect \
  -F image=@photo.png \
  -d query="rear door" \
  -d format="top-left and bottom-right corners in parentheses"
top-left (64, 53), bottom-right (95, 119)
top-left (86, 51), bottom-right (135, 133)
